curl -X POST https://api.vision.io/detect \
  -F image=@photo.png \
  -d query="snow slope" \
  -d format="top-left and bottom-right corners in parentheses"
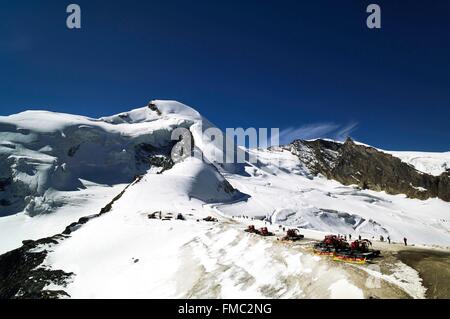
top-left (219, 147), bottom-right (450, 247)
top-left (0, 182), bottom-right (127, 255)
top-left (40, 160), bottom-right (365, 299)
top-left (386, 150), bottom-right (450, 176)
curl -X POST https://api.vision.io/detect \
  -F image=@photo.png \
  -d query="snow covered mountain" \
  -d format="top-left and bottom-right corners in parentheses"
top-left (385, 150), bottom-right (450, 176)
top-left (0, 100), bottom-right (449, 299)
top-left (0, 100), bottom-right (234, 217)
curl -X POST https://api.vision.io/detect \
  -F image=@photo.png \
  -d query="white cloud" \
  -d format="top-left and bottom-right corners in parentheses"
top-left (275, 122), bottom-right (358, 145)
top-left (333, 122), bottom-right (359, 141)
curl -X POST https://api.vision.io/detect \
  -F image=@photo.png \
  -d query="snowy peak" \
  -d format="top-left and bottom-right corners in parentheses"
top-left (0, 100), bottom-right (224, 217)
top-left (0, 100), bottom-right (203, 135)
top-left (99, 100), bottom-right (203, 125)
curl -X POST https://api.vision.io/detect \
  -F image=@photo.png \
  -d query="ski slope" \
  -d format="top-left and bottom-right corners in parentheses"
top-left (40, 162), bottom-right (366, 299)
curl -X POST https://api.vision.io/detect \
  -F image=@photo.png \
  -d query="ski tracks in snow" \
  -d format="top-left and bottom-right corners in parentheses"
top-left (175, 219), bottom-right (364, 299)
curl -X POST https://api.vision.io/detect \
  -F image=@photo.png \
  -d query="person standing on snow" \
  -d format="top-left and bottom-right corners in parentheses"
top-left (387, 236), bottom-right (391, 244)
top-left (403, 237), bottom-right (408, 246)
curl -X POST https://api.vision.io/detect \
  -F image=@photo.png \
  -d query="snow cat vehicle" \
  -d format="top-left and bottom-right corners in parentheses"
top-left (244, 225), bottom-right (274, 236)
top-left (203, 216), bottom-right (218, 222)
top-left (148, 211), bottom-right (162, 219)
top-left (245, 225), bottom-right (258, 234)
top-left (313, 235), bottom-right (349, 256)
top-left (281, 229), bottom-right (305, 241)
top-left (258, 227), bottom-right (274, 237)
top-left (333, 239), bottom-right (381, 264)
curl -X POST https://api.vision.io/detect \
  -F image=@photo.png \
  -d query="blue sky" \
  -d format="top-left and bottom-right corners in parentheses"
top-left (1, 0), bottom-right (449, 151)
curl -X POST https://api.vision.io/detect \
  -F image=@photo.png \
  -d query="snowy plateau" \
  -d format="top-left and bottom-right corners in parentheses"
top-left (0, 100), bottom-right (449, 299)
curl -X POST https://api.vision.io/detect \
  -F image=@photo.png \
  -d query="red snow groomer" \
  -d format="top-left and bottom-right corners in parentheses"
top-left (313, 235), bottom-right (349, 256)
top-left (245, 225), bottom-right (258, 234)
top-left (259, 227), bottom-right (274, 237)
top-left (245, 225), bottom-right (274, 237)
top-left (333, 239), bottom-right (381, 264)
top-left (281, 229), bottom-right (305, 241)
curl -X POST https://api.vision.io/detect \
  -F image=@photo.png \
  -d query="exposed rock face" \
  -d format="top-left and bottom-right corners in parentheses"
top-left (135, 143), bottom-right (175, 173)
top-left (285, 138), bottom-right (450, 202)
top-left (0, 235), bottom-right (73, 299)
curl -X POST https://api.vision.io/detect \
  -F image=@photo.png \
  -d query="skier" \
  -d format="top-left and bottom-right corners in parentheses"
top-left (387, 236), bottom-right (391, 244)
top-left (358, 235), bottom-right (362, 241)
top-left (403, 237), bottom-right (408, 246)
top-left (349, 234), bottom-right (352, 240)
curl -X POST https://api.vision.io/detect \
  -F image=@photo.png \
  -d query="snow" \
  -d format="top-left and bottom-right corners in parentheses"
top-left (164, 158), bottom-right (240, 203)
top-left (0, 101), bottom-right (201, 134)
top-left (362, 262), bottom-right (427, 299)
top-left (0, 181), bottom-right (127, 254)
top-left (410, 183), bottom-right (427, 192)
top-left (217, 147), bottom-right (450, 247)
top-left (386, 150), bottom-right (450, 176)
top-left (38, 162), bottom-right (364, 298)
top-left (328, 279), bottom-right (364, 299)
top-left (100, 100), bottom-right (203, 124)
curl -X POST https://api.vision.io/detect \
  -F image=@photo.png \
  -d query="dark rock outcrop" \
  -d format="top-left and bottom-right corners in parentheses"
top-left (148, 101), bottom-right (162, 116)
top-left (286, 138), bottom-right (450, 202)
top-left (0, 177), bottom-right (12, 192)
top-left (134, 143), bottom-right (175, 173)
top-left (0, 235), bottom-right (73, 299)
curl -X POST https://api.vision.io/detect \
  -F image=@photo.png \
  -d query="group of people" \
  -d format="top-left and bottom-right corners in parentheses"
top-left (338, 233), bottom-right (409, 246)
top-left (248, 215), bottom-right (412, 247)
top-left (380, 235), bottom-right (408, 246)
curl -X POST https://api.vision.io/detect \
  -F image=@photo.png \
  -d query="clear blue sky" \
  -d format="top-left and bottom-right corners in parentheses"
top-left (1, 0), bottom-right (449, 151)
